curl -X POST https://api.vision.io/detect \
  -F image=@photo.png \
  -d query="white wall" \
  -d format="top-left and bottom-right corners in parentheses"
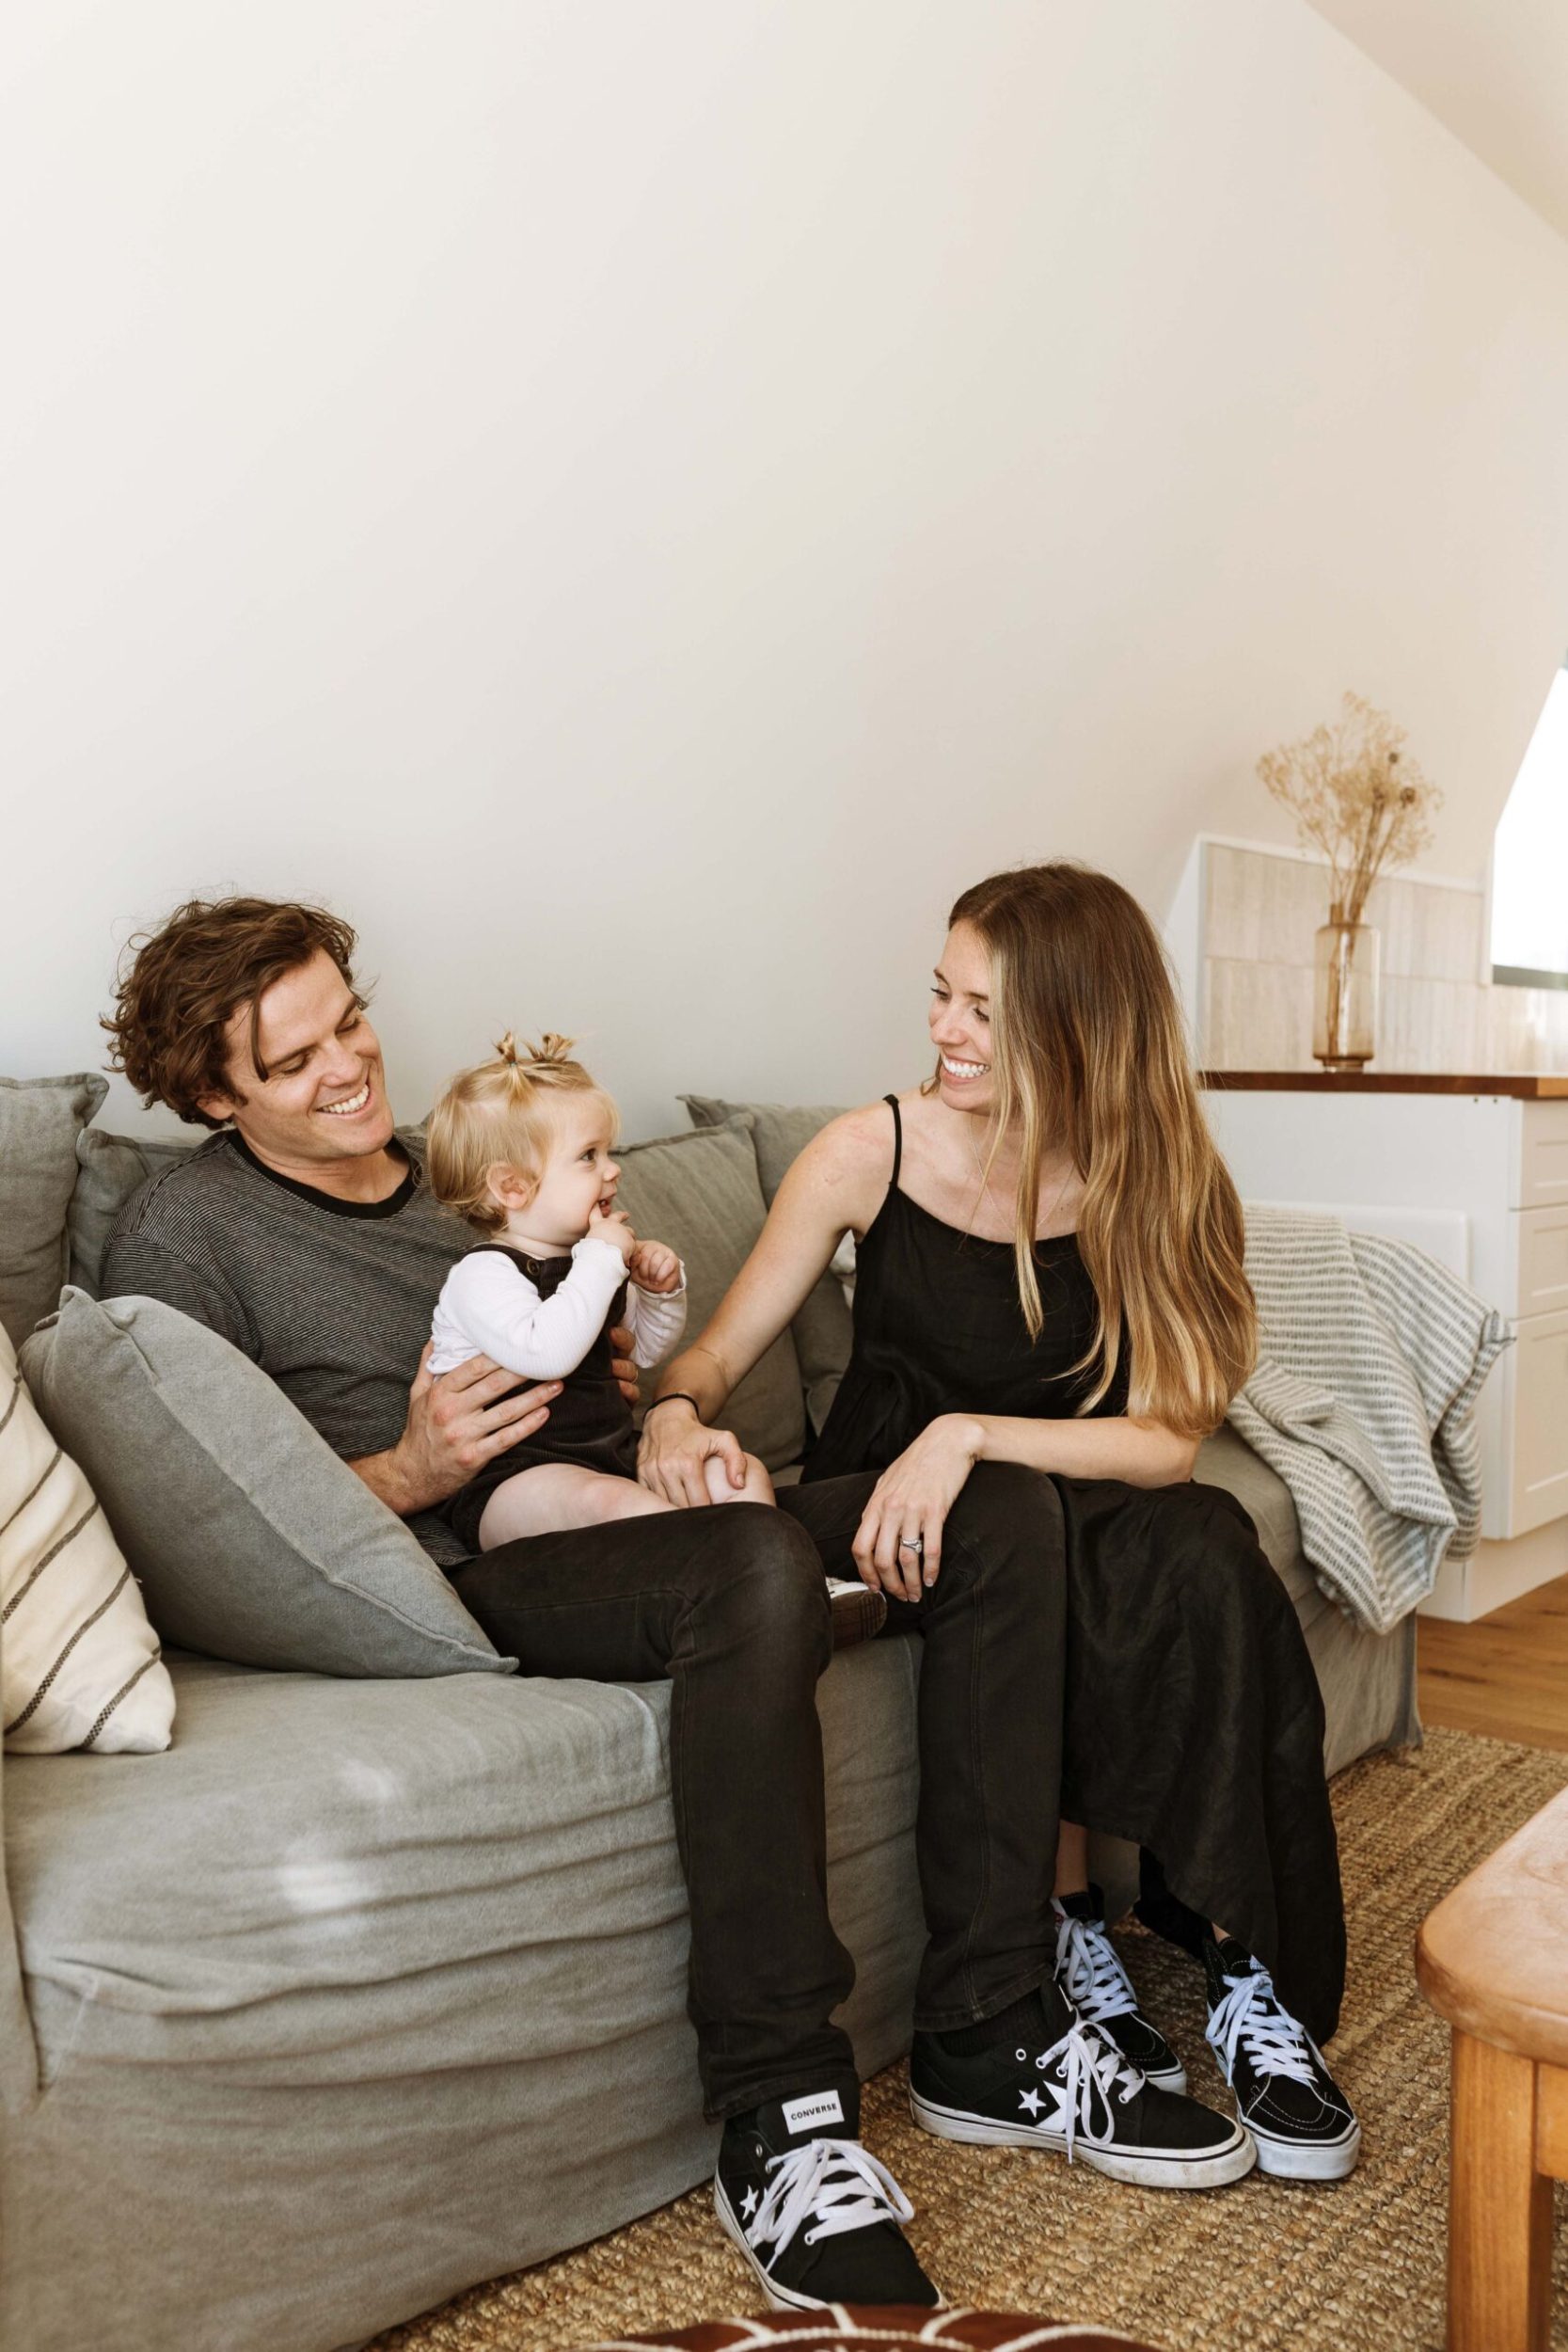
top-left (7, 0), bottom-right (1568, 1139)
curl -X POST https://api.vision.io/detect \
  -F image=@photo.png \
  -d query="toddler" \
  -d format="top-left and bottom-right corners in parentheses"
top-left (424, 1032), bottom-right (774, 1553)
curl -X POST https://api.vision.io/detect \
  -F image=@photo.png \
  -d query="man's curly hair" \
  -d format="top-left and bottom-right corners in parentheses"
top-left (103, 897), bottom-right (363, 1128)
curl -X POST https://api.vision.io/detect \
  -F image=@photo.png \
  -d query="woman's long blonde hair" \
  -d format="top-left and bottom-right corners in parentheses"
top-left (941, 864), bottom-right (1255, 1438)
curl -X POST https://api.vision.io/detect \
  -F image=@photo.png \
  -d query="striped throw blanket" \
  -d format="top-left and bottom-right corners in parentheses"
top-left (1227, 1206), bottom-right (1512, 1635)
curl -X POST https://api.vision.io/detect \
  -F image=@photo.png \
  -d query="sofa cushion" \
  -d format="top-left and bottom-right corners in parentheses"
top-left (0, 1074), bottom-right (108, 1347)
top-left (4, 1633), bottom-right (921, 2121)
top-left (68, 1126), bottom-right (198, 1297)
top-left (682, 1095), bottom-right (853, 1436)
top-left (615, 1117), bottom-right (805, 1470)
top-left (20, 1291), bottom-right (510, 1679)
top-left (0, 1324), bottom-right (174, 1754)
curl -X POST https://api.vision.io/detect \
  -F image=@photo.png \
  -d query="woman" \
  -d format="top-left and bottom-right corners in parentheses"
top-left (641, 862), bottom-right (1357, 2197)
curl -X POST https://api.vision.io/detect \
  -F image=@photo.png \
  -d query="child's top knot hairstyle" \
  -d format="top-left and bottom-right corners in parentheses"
top-left (425, 1030), bottom-right (613, 1234)
top-left (494, 1029), bottom-right (582, 1085)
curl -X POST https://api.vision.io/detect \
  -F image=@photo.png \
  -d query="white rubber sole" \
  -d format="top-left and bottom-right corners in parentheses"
top-left (910, 2088), bottom-right (1257, 2189)
top-left (1248, 2114), bottom-right (1361, 2181)
top-left (714, 2179), bottom-right (823, 2311)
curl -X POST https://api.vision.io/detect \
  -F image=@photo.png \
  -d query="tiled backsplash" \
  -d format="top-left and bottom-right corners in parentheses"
top-left (1198, 841), bottom-right (1568, 1073)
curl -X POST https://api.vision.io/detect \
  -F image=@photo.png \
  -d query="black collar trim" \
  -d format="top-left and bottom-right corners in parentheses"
top-left (227, 1129), bottom-right (419, 1221)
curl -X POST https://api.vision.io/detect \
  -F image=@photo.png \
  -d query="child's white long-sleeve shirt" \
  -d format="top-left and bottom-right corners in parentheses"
top-left (427, 1237), bottom-right (687, 1381)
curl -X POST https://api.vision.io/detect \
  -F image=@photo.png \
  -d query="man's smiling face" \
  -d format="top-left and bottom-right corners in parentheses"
top-left (198, 948), bottom-right (397, 1171)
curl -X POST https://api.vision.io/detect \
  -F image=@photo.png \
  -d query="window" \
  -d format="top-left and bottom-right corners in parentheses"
top-left (1492, 661), bottom-right (1568, 990)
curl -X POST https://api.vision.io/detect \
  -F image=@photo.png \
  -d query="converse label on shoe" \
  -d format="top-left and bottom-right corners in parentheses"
top-left (780, 2090), bottom-right (846, 2135)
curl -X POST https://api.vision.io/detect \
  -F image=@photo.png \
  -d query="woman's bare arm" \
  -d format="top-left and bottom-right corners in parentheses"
top-left (639, 1104), bottom-right (889, 1505)
top-left (968, 1410), bottom-right (1200, 1487)
top-left (847, 1408), bottom-right (1201, 1599)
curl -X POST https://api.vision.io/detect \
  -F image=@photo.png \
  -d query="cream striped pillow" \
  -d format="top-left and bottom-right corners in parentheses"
top-left (1, 1325), bottom-right (174, 1753)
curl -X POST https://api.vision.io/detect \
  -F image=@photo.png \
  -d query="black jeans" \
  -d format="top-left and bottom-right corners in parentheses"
top-left (448, 1461), bottom-right (1065, 2121)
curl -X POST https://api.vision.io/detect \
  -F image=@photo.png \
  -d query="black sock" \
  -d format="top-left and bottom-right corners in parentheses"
top-left (929, 1978), bottom-right (1073, 2055)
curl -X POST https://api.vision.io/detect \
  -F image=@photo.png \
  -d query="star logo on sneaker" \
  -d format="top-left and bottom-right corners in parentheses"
top-left (1019, 2088), bottom-right (1044, 2117)
top-left (740, 2187), bottom-right (759, 2218)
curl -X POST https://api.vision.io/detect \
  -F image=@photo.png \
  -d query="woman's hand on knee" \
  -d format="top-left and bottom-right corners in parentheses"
top-left (637, 1401), bottom-right (749, 1508)
top-left (850, 1415), bottom-right (983, 1600)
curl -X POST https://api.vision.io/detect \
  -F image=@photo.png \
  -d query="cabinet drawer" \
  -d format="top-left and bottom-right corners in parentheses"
top-left (1517, 1100), bottom-right (1568, 1208)
top-left (1514, 1205), bottom-right (1568, 1317)
top-left (1510, 1307), bottom-right (1568, 1536)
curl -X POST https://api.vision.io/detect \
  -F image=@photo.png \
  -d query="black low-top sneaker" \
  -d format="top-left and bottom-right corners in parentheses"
top-left (910, 2012), bottom-right (1255, 2190)
top-left (1053, 1886), bottom-right (1187, 2092)
top-left (714, 2087), bottom-right (939, 2311)
top-left (1202, 1937), bottom-right (1360, 2182)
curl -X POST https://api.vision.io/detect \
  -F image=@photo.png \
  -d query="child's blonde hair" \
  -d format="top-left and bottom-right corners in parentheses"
top-left (425, 1032), bottom-right (612, 1233)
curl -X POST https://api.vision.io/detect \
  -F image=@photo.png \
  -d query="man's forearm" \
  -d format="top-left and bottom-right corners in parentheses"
top-left (349, 1445), bottom-right (429, 1518)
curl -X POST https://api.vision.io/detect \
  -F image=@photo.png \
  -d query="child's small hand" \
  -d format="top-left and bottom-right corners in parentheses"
top-left (629, 1239), bottom-right (683, 1294)
top-left (587, 1204), bottom-right (636, 1263)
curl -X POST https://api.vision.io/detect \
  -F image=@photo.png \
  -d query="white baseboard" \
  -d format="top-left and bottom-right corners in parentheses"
top-left (1418, 1518), bottom-right (1568, 1623)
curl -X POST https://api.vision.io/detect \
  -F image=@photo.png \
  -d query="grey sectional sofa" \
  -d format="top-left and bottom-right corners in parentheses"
top-left (0, 1084), bottom-right (1419, 2352)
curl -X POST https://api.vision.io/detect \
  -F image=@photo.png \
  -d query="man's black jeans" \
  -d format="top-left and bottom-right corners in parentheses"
top-left (449, 1462), bottom-right (1065, 2121)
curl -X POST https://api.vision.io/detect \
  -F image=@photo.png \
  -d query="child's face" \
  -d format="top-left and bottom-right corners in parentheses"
top-left (506, 1094), bottom-right (621, 1247)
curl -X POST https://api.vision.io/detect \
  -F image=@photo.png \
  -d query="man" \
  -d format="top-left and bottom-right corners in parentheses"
top-left (103, 897), bottom-right (1247, 2313)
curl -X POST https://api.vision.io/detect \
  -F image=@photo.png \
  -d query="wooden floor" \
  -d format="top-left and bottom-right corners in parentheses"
top-left (1418, 1568), bottom-right (1568, 1754)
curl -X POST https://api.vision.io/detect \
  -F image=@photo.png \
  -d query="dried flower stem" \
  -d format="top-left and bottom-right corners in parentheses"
top-left (1258, 692), bottom-right (1441, 929)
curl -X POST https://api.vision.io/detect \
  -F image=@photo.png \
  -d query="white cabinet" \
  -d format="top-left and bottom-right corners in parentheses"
top-left (1203, 1083), bottom-right (1568, 1551)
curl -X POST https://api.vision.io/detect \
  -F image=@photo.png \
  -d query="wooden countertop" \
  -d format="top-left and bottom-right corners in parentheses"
top-left (1200, 1072), bottom-right (1568, 1099)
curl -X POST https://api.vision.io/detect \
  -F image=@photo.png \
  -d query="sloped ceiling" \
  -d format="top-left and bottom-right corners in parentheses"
top-left (1308, 0), bottom-right (1568, 243)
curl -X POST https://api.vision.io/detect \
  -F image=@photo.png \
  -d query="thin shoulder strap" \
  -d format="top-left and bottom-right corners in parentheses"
top-left (882, 1093), bottom-right (903, 1190)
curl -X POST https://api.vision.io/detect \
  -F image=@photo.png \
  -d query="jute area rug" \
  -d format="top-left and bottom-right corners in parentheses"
top-left (372, 1727), bottom-right (1568, 2352)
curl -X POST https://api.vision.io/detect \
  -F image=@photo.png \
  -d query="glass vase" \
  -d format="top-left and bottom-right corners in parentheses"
top-left (1313, 914), bottom-right (1380, 1070)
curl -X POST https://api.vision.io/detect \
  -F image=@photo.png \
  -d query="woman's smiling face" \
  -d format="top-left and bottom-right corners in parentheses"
top-left (928, 922), bottom-right (995, 1115)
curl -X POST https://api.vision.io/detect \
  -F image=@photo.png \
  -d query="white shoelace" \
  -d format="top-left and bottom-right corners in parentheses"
top-left (742, 2137), bottom-right (914, 2256)
top-left (1053, 1907), bottom-right (1140, 2026)
top-left (1205, 1963), bottom-right (1317, 2090)
top-left (1029, 2021), bottom-right (1146, 2163)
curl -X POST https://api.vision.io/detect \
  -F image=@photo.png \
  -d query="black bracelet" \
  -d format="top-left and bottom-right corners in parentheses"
top-left (643, 1391), bottom-right (702, 1422)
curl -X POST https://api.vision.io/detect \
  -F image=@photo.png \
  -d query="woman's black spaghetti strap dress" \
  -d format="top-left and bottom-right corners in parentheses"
top-left (805, 1095), bottom-right (1346, 2043)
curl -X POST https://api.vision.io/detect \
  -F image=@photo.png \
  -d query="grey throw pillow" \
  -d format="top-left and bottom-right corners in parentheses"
top-left (615, 1117), bottom-right (805, 1471)
top-left (0, 1073), bottom-right (108, 1347)
top-left (681, 1095), bottom-right (854, 1435)
top-left (69, 1125), bottom-right (199, 1295)
top-left (20, 1291), bottom-right (512, 1679)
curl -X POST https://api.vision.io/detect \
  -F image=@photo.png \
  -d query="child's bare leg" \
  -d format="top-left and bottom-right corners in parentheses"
top-left (478, 1464), bottom-right (673, 1547)
top-left (700, 1452), bottom-right (775, 1508)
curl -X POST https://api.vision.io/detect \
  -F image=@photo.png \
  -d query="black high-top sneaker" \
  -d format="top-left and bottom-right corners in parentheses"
top-left (909, 1988), bottom-right (1254, 2191)
top-left (714, 2084), bottom-right (939, 2311)
top-left (1053, 1886), bottom-right (1188, 2092)
top-left (1202, 1936), bottom-right (1360, 2181)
